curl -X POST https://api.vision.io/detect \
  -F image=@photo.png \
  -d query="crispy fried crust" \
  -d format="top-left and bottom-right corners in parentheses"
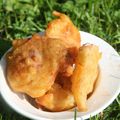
top-left (71, 44), bottom-right (101, 111)
top-left (36, 83), bottom-right (75, 112)
top-left (45, 11), bottom-right (80, 49)
top-left (45, 11), bottom-right (80, 76)
top-left (7, 34), bottom-right (69, 98)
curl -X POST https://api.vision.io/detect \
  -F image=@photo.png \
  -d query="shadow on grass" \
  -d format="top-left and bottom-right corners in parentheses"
top-left (0, 40), bottom-right (11, 59)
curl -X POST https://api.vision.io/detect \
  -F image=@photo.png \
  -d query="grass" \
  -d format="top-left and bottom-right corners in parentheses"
top-left (0, 0), bottom-right (120, 119)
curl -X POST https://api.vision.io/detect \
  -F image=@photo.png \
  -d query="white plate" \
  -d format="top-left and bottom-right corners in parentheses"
top-left (0, 31), bottom-right (120, 120)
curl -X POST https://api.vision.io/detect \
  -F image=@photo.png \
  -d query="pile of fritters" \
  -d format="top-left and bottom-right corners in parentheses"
top-left (7, 11), bottom-right (101, 112)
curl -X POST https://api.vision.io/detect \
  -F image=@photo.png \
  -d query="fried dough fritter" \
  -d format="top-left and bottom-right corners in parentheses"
top-left (7, 31), bottom-right (80, 98)
top-left (35, 72), bottom-right (75, 112)
top-left (71, 44), bottom-right (101, 111)
top-left (35, 83), bottom-right (75, 112)
top-left (45, 11), bottom-right (80, 49)
top-left (7, 34), bottom-right (73, 98)
top-left (45, 11), bottom-right (80, 76)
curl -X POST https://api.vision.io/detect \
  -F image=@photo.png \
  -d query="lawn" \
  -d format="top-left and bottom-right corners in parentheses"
top-left (0, 0), bottom-right (120, 120)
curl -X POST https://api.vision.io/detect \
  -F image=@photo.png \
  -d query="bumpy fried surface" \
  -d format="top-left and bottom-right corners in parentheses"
top-left (45, 11), bottom-right (80, 49)
top-left (12, 39), bottom-right (28, 49)
top-left (7, 34), bottom-right (73, 98)
top-left (7, 30), bottom-right (80, 98)
top-left (35, 83), bottom-right (75, 112)
top-left (45, 11), bottom-right (80, 76)
top-left (71, 44), bottom-right (101, 111)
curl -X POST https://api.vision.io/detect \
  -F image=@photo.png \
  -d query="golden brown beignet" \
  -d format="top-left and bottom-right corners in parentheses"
top-left (36, 83), bottom-right (75, 112)
top-left (7, 11), bottom-right (81, 106)
top-left (7, 33), bottom-right (79, 98)
top-left (71, 44), bottom-right (101, 111)
top-left (45, 11), bottom-right (80, 76)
